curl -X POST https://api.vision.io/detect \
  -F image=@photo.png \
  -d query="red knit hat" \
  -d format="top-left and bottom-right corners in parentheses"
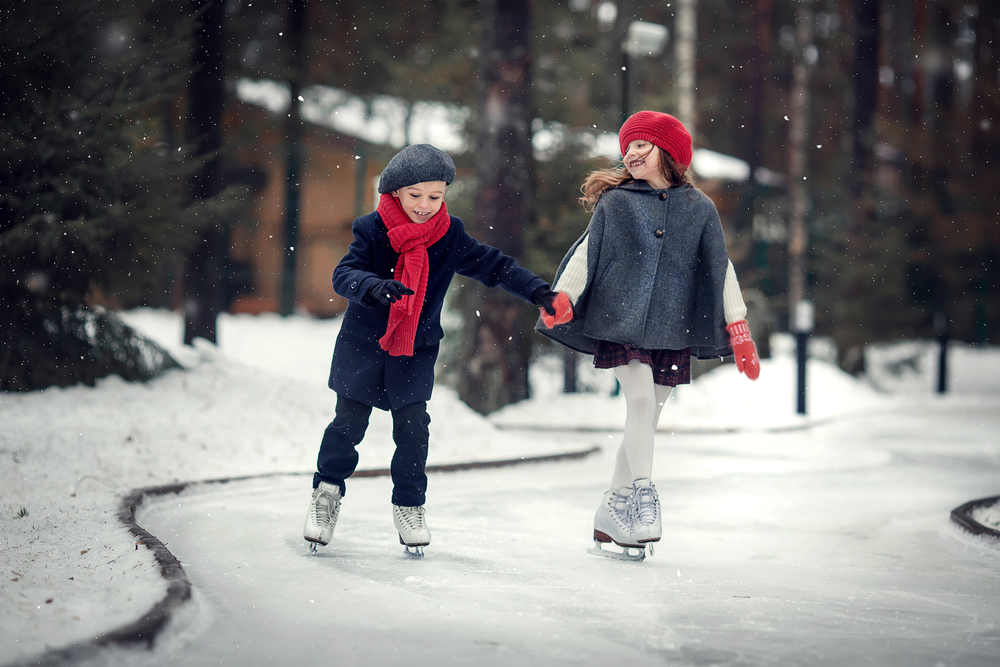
top-left (619, 111), bottom-right (693, 170)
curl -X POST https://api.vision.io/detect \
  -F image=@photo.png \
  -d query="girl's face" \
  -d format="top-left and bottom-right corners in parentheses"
top-left (623, 140), bottom-right (668, 189)
top-left (393, 181), bottom-right (447, 224)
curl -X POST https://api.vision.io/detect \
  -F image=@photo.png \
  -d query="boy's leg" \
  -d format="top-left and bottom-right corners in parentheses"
top-left (389, 401), bottom-right (431, 506)
top-left (314, 394), bottom-right (373, 494)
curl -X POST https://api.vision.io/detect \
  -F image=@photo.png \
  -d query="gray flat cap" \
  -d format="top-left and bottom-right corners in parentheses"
top-left (377, 144), bottom-right (456, 194)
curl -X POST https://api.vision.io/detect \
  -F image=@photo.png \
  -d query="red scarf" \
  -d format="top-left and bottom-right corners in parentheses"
top-left (375, 193), bottom-right (451, 356)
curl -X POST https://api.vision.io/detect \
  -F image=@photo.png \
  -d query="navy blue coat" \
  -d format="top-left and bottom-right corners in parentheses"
top-left (329, 210), bottom-right (548, 411)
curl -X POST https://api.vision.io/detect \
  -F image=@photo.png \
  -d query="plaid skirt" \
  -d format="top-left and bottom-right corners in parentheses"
top-left (593, 340), bottom-right (692, 386)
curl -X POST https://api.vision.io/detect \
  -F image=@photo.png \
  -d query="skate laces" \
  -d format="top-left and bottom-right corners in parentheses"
top-left (311, 488), bottom-right (339, 526)
top-left (395, 505), bottom-right (426, 530)
top-left (631, 484), bottom-right (659, 527)
top-left (607, 489), bottom-right (632, 527)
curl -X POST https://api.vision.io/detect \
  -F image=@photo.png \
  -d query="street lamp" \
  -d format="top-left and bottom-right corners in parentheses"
top-left (621, 20), bottom-right (669, 124)
top-left (792, 299), bottom-right (814, 415)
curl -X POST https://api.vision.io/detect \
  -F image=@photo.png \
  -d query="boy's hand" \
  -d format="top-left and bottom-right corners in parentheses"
top-left (726, 320), bottom-right (760, 380)
top-left (533, 288), bottom-right (573, 328)
top-left (369, 279), bottom-right (414, 306)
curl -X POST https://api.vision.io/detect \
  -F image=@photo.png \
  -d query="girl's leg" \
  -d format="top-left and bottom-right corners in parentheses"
top-left (389, 401), bottom-right (431, 507)
top-left (314, 394), bottom-right (372, 495)
top-left (609, 359), bottom-right (659, 487)
top-left (653, 385), bottom-right (673, 424)
top-left (609, 377), bottom-right (674, 488)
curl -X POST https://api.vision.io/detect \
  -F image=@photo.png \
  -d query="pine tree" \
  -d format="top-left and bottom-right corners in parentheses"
top-left (0, 0), bottom-right (233, 390)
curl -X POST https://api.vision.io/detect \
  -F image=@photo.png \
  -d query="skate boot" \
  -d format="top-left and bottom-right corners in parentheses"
top-left (589, 487), bottom-right (645, 561)
top-left (630, 478), bottom-right (661, 544)
top-left (393, 504), bottom-right (431, 558)
top-left (303, 482), bottom-right (342, 552)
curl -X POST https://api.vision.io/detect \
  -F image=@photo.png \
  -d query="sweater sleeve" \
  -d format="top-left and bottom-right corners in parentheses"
top-left (722, 259), bottom-right (748, 324)
top-left (552, 232), bottom-right (589, 304)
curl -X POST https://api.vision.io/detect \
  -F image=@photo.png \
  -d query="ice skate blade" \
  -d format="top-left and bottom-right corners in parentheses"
top-left (403, 545), bottom-right (425, 558)
top-left (588, 541), bottom-right (646, 562)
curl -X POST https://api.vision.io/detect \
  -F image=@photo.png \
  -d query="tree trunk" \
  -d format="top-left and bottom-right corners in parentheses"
top-left (674, 0), bottom-right (697, 141)
top-left (457, 0), bottom-right (533, 415)
top-left (183, 0), bottom-right (226, 344)
top-left (852, 0), bottom-right (879, 198)
top-left (279, 0), bottom-right (307, 317)
top-left (747, 0), bottom-right (772, 177)
top-left (787, 2), bottom-right (812, 311)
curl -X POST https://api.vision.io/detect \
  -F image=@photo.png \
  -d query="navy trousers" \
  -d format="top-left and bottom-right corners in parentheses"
top-left (314, 393), bottom-right (431, 507)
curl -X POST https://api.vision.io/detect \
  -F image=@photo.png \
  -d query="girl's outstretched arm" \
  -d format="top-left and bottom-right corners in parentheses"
top-left (721, 261), bottom-right (759, 380)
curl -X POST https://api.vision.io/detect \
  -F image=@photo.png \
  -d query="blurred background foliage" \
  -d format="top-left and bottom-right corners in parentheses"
top-left (2, 0), bottom-right (998, 397)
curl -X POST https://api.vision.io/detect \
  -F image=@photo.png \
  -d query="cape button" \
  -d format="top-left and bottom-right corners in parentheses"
top-left (654, 229), bottom-right (664, 238)
top-left (350, 281), bottom-right (358, 290)
top-left (659, 192), bottom-right (667, 200)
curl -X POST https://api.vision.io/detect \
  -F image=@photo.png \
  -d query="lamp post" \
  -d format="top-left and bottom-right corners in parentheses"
top-left (935, 310), bottom-right (949, 394)
top-left (620, 20), bottom-right (669, 124)
top-left (788, 1), bottom-right (813, 414)
top-left (792, 300), bottom-right (814, 415)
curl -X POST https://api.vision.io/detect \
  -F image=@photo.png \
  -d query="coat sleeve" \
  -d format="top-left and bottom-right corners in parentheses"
top-left (331, 216), bottom-right (385, 308)
top-left (452, 220), bottom-right (548, 302)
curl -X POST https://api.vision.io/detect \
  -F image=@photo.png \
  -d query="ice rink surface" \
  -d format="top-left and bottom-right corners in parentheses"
top-left (129, 403), bottom-right (1000, 667)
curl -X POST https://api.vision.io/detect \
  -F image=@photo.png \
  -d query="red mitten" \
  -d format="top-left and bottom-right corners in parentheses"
top-left (540, 292), bottom-right (574, 328)
top-left (726, 320), bottom-right (760, 381)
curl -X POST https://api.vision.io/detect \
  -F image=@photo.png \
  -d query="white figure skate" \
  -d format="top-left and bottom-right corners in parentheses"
top-left (589, 487), bottom-right (646, 562)
top-left (303, 482), bottom-right (342, 553)
top-left (393, 504), bottom-right (431, 558)
top-left (630, 478), bottom-right (662, 544)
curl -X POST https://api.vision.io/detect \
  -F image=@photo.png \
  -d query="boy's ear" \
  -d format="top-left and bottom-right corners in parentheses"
top-left (391, 190), bottom-right (400, 198)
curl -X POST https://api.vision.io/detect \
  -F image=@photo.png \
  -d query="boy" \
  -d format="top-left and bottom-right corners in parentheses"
top-left (303, 144), bottom-right (560, 556)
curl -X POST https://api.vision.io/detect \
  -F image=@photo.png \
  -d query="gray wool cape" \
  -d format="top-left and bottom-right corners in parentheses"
top-left (535, 181), bottom-right (733, 360)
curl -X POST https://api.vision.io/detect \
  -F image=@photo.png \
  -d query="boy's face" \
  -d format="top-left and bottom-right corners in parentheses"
top-left (392, 181), bottom-right (447, 224)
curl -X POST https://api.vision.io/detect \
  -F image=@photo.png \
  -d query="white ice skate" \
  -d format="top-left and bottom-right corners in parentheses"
top-left (589, 487), bottom-right (646, 562)
top-left (630, 478), bottom-right (661, 545)
top-left (303, 482), bottom-right (342, 553)
top-left (393, 504), bottom-right (431, 558)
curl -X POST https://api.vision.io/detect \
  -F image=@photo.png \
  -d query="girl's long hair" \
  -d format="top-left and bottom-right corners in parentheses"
top-left (578, 146), bottom-right (691, 211)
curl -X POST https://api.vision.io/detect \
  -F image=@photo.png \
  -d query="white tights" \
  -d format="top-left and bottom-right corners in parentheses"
top-left (609, 359), bottom-right (673, 489)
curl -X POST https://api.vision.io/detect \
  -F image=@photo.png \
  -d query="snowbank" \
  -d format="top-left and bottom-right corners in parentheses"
top-left (493, 338), bottom-right (896, 432)
top-left (864, 340), bottom-right (1000, 395)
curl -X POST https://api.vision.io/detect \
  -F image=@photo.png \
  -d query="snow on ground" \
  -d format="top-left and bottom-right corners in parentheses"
top-left (2, 308), bottom-right (999, 665)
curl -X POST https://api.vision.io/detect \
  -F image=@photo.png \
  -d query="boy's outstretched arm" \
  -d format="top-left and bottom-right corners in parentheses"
top-left (452, 220), bottom-right (548, 302)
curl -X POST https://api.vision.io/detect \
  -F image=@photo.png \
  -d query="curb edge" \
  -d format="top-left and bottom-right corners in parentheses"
top-left (13, 446), bottom-right (601, 666)
top-left (950, 495), bottom-right (1000, 541)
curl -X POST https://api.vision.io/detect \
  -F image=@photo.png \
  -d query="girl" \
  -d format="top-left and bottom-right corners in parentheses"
top-left (537, 111), bottom-right (760, 559)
